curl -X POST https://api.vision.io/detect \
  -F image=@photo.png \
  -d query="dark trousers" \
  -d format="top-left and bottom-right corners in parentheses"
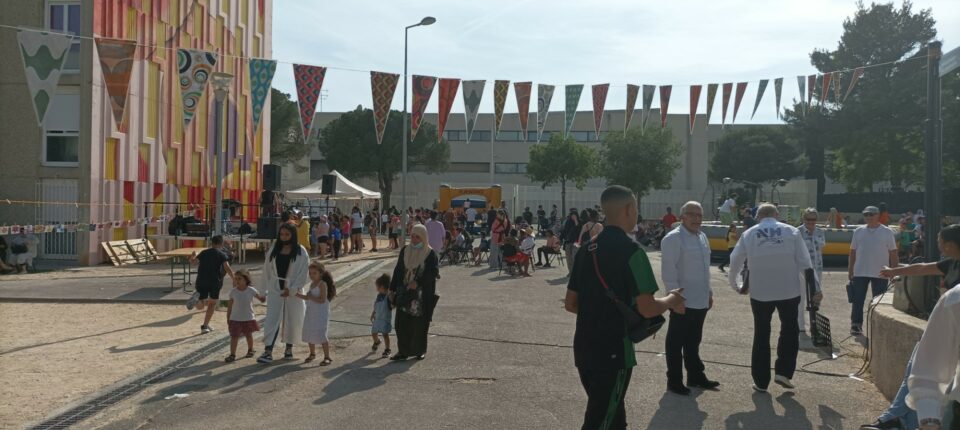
top-left (537, 247), bottom-right (560, 264)
top-left (332, 240), bottom-right (341, 259)
top-left (665, 307), bottom-right (709, 384)
top-left (751, 296), bottom-right (801, 389)
top-left (578, 367), bottom-right (633, 430)
top-left (850, 277), bottom-right (889, 326)
top-left (395, 310), bottom-right (430, 356)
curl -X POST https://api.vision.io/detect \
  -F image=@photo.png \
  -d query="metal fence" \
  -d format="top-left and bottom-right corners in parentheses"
top-left (819, 190), bottom-right (960, 215)
top-left (35, 178), bottom-right (78, 260)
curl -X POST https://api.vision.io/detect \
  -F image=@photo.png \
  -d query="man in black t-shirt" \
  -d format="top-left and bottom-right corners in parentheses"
top-left (187, 235), bottom-right (235, 334)
top-left (565, 186), bottom-right (686, 430)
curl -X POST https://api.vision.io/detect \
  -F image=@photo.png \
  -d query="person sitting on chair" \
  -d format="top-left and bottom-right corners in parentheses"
top-left (535, 229), bottom-right (562, 268)
top-left (473, 232), bottom-right (490, 266)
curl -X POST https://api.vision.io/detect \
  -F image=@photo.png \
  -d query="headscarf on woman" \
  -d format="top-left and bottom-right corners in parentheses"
top-left (403, 223), bottom-right (432, 284)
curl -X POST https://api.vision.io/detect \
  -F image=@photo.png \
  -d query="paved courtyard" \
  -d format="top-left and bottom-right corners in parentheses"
top-left (20, 249), bottom-right (889, 430)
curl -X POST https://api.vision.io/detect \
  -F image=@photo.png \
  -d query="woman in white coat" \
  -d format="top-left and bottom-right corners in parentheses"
top-left (257, 223), bottom-right (310, 364)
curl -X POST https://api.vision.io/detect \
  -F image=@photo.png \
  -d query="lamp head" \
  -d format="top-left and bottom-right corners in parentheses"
top-left (722, 177), bottom-right (732, 184)
top-left (420, 16), bottom-right (436, 26)
top-left (777, 179), bottom-right (788, 187)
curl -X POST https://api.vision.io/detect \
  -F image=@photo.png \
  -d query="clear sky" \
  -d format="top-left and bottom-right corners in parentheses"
top-left (271, 0), bottom-right (960, 125)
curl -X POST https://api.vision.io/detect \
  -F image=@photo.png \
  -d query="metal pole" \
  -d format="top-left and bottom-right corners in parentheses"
top-left (400, 26), bottom-right (409, 248)
top-left (489, 122), bottom-right (495, 185)
top-left (924, 41), bottom-right (943, 262)
top-left (214, 97), bottom-right (223, 236)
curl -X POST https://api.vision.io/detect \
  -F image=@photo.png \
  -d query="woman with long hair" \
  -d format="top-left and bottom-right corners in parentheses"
top-left (257, 223), bottom-right (310, 364)
top-left (389, 224), bottom-right (440, 361)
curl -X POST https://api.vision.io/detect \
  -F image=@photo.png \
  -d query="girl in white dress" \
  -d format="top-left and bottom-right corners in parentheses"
top-left (297, 261), bottom-right (336, 365)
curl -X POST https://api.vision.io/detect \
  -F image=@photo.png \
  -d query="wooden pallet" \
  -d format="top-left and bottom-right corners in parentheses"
top-left (100, 239), bottom-right (160, 266)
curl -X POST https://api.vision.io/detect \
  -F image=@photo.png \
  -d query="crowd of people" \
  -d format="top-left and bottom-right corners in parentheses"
top-left (173, 189), bottom-right (960, 429)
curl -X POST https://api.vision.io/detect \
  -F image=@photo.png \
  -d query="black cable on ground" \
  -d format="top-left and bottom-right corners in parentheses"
top-left (329, 319), bottom-right (858, 379)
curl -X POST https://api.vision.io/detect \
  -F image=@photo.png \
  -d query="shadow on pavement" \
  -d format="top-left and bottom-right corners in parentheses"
top-left (0, 313), bottom-right (195, 356)
top-left (547, 277), bottom-right (569, 286)
top-left (313, 352), bottom-right (415, 405)
top-left (818, 403), bottom-right (846, 429)
top-left (647, 390), bottom-right (707, 429)
top-left (146, 359), bottom-right (309, 402)
top-left (723, 392), bottom-right (812, 430)
top-left (107, 334), bottom-right (201, 353)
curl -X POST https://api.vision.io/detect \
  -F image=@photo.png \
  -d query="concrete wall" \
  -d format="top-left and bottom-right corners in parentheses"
top-left (869, 293), bottom-right (926, 401)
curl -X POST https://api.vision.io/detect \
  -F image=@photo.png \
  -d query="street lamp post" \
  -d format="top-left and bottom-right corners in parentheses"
top-left (211, 72), bottom-right (233, 236)
top-left (399, 16), bottom-right (436, 247)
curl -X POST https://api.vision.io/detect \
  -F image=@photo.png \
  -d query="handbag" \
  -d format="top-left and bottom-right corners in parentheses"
top-left (587, 241), bottom-right (665, 343)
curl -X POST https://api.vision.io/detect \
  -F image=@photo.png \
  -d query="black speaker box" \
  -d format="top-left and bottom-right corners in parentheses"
top-left (263, 164), bottom-right (281, 191)
top-left (321, 174), bottom-right (337, 195)
top-left (256, 217), bottom-right (279, 239)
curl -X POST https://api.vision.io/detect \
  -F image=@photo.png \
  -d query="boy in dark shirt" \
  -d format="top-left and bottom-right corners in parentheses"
top-left (187, 235), bottom-right (235, 334)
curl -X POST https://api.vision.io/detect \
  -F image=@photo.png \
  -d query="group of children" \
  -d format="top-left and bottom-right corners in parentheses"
top-left (221, 264), bottom-right (395, 365)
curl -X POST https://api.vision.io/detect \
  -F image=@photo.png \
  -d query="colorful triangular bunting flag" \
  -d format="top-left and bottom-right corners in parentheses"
top-left (493, 80), bottom-right (510, 136)
top-left (721, 83), bottom-right (732, 126)
top-left (564, 84), bottom-right (583, 138)
top-left (437, 78), bottom-right (461, 143)
top-left (592, 84), bottom-right (609, 140)
top-left (820, 73), bottom-right (832, 106)
top-left (536, 84), bottom-right (555, 142)
top-left (689, 85), bottom-right (702, 131)
top-left (18, 30), bottom-right (73, 126)
top-left (843, 67), bottom-right (864, 102)
top-left (514, 82), bottom-right (532, 141)
top-left (294, 64), bottom-right (327, 140)
top-left (659, 86), bottom-right (672, 128)
top-left (369, 71), bottom-right (399, 145)
top-left (248, 58), bottom-right (277, 133)
top-left (641, 85), bottom-right (656, 131)
top-left (624, 84), bottom-right (640, 133)
top-left (774, 78), bottom-right (783, 119)
top-left (705, 84), bottom-right (718, 126)
top-left (462, 80), bottom-right (485, 143)
top-left (95, 38), bottom-right (138, 130)
top-left (179, 48), bottom-right (218, 130)
top-left (732, 82), bottom-right (748, 124)
top-left (750, 79), bottom-right (768, 120)
top-left (797, 76), bottom-right (806, 116)
top-left (410, 75), bottom-right (437, 141)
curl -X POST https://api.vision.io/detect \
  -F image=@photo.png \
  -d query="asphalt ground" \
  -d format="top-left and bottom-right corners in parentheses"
top-left (64, 249), bottom-right (889, 430)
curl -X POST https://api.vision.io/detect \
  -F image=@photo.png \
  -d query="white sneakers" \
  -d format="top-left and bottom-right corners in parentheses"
top-left (774, 375), bottom-right (796, 389)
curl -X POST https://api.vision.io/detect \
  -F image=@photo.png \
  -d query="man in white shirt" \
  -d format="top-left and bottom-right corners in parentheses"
top-left (718, 194), bottom-right (737, 224)
top-left (465, 206), bottom-right (478, 234)
top-left (848, 205), bottom-right (899, 336)
top-left (660, 201), bottom-right (719, 395)
top-left (728, 203), bottom-right (820, 392)
top-left (906, 287), bottom-right (960, 430)
top-left (425, 211), bottom-right (446, 255)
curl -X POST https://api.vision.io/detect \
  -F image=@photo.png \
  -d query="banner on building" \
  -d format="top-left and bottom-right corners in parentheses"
top-left (844, 67), bottom-right (864, 102)
top-left (410, 75), bottom-right (437, 141)
top-left (293, 64), bottom-right (327, 140)
top-left (705, 83), bottom-right (718, 126)
top-left (721, 83), bottom-right (732, 126)
top-left (536, 84), bottom-right (555, 142)
top-left (751, 79), bottom-right (768, 120)
top-left (774, 78), bottom-right (783, 119)
top-left (514, 82), bottom-right (532, 141)
top-left (370, 71), bottom-right (399, 145)
top-left (248, 58), bottom-right (277, 133)
top-left (95, 38), bottom-right (137, 130)
top-left (641, 84), bottom-right (655, 131)
top-left (732, 82), bottom-right (748, 124)
top-left (18, 30), bottom-right (73, 126)
top-left (624, 84), bottom-right (639, 133)
top-left (689, 85), bottom-right (702, 131)
top-left (659, 85), bottom-right (672, 128)
top-left (592, 84), bottom-right (610, 139)
top-left (494, 80), bottom-right (510, 136)
top-left (437, 78), bottom-right (460, 142)
top-left (462, 80), bottom-right (485, 143)
top-left (564, 84), bottom-right (583, 138)
top-left (178, 48), bottom-right (218, 130)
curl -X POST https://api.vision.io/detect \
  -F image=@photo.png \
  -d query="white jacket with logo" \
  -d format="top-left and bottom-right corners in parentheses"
top-left (727, 217), bottom-right (817, 302)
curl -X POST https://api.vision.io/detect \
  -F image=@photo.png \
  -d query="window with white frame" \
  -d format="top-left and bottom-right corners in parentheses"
top-left (43, 90), bottom-right (80, 166)
top-left (46, 1), bottom-right (81, 72)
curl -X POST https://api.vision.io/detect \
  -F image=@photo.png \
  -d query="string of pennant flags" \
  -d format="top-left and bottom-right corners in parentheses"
top-left (0, 210), bottom-right (197, 236)
top-left (8, 24), bottom-right (919, 152)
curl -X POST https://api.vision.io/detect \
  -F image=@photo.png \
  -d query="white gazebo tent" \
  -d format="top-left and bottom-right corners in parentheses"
top-left (285, 170), bottom-right (382, 216)
top-left (286, 170), bottom-right (381, 200)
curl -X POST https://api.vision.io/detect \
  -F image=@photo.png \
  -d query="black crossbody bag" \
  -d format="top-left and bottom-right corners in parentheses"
top-left (587, 241), bottom-right (665, 343)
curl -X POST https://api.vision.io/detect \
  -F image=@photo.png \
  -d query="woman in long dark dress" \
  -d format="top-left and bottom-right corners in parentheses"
top-left (389, 223), bottom-right (439, 361)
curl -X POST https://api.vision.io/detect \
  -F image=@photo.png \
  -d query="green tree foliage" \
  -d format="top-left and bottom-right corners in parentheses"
top-left (599, 127), bottom-right (682, 200)
top-left (317, 107), bottom-right (449, 209)
top-left (269, 89), bottom-right (312, 172)
top-left (786, 1), bottom-right (959, 191)
top-left (526, 134), bottom-right (598, 214)
top-left (709, 126), bottom-right (807, 184)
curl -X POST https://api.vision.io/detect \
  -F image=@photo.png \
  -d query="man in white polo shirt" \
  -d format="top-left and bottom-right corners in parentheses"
top-left (660, 201), bottom-right (719, 396)
top-left (848, 205), bottom-right (899, 336)
top-left (728, 203), bottom-right (820, 392)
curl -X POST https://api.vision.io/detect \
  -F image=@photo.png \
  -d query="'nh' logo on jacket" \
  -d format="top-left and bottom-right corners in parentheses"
top-left (755, 227), bottom-right (784, 245)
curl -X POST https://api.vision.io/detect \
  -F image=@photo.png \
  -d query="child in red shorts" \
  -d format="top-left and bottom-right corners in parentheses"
top-left (226, 269), bottom-right (265, 362)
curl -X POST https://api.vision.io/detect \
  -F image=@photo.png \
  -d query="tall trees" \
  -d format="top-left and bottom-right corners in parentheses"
top-left (269, 89), bottom-right (311, 172)
top-left (788, 1), bottom-right (960, 191)
top-left (526, 134), bottom-right (598, 215)
top-left (600, 127), bottom-right (682, 201)
top-left (709, 126), bottom-right (807, 184)
top-left (316, 107), bottom-right (449, 209)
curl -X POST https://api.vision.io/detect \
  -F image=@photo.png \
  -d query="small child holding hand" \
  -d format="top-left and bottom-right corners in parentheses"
top-left (370, 274), bottom-right (393, 358)
top-left (225, 269), bottom-right (265, 362)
